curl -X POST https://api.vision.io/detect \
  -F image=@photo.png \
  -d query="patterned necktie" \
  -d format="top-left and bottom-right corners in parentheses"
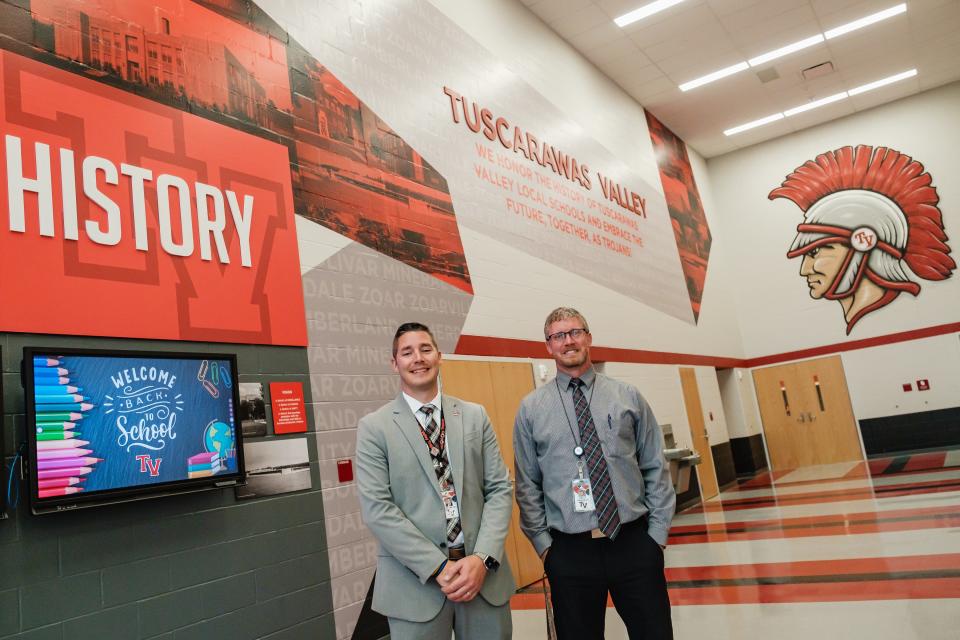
top-left (570, 378), bottom-right (621, 538)
top-left (421, 405), bottom-right (462, 544)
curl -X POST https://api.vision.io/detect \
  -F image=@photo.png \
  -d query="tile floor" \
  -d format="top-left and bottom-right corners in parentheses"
top-left (510, 449), bottom-right (960, 638)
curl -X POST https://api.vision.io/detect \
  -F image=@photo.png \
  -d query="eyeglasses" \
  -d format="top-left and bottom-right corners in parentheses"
top-left (546, 328), bottom-right (588, 343)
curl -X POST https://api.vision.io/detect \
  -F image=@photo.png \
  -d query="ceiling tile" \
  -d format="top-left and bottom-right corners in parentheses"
top-left (531, 0), bottom-right (960, 156)
top-left (569, 21), bottom-right (628, 50)
top-left (527, 0), bottom-right (596, 25)
top-left (550, 4), bottom-right (617, 37)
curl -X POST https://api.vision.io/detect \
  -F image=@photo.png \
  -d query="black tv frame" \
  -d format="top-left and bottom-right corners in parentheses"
top-left (1, 344), bottom-right (5, 519)
top-left (24, 346), bottom-right (246, 515)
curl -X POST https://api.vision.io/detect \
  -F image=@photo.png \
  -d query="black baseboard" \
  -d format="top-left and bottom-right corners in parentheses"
top-left (859, 406), bottom-right (960, 456)
top-left (711, 441), bottom-right (736, 487)
top-left (730, 434), bottom-right (768, 476)
top-left (676, 465), bottom-right (701, 512)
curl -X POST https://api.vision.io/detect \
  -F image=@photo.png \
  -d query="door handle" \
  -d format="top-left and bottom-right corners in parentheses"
top-left (813, 375), bottom-right (826, 411)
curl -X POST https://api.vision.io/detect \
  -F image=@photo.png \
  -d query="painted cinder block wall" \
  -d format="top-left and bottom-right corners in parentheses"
top-left (0, 333), bottom-right (335, 640)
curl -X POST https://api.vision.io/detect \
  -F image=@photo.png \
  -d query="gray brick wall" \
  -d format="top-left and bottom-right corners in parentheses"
top-left (0, 333), bottom-right (335, 640)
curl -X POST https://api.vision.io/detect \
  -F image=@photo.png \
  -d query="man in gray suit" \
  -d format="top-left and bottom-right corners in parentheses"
top-left (356, 322), bottom-right (515, 639)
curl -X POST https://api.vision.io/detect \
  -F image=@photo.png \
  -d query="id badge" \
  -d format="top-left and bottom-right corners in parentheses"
top-left (571, 478), bottom-right (595, 512)
top-left (442, 488), bottom-right (460, 519)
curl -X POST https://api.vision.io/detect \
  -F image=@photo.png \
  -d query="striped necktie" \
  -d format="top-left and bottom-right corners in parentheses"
top-left (421, 405), bottom-right (462, 543)
top-left (570, 377), bottom-right (621, 538)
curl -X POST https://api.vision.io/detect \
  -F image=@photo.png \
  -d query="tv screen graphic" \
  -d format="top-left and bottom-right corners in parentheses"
top-left (24, 348), bottom-right (245, 514)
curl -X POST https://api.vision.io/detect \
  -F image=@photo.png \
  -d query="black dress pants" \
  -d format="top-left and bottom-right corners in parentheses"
top-left (545, 518), bottom-right (673, 639)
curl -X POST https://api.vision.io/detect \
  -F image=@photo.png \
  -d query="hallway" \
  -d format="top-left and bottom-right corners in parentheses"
top-left (511, 449), bottom-right (960, 638)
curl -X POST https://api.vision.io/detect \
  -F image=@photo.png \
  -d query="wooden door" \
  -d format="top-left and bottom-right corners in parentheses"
top-left (753, 355), bottom-right (862, 469)
top-left (679, 368), bottom-right (719, 500)
top-left (440, 359), bottom-right (543, 587)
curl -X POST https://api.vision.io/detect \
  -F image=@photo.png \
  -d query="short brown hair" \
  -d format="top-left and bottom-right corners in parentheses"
top-left (543, 307), bottom-right (590, 337)
top-left (392, 322), bottom-right (438, 356)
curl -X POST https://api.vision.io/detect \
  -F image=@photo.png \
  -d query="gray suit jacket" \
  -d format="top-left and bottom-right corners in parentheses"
top-left (356, 394), bottom-right (516, 621)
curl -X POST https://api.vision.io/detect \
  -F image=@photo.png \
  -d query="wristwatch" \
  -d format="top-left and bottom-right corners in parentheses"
top-left (473, 552), bottom-right (500, 571)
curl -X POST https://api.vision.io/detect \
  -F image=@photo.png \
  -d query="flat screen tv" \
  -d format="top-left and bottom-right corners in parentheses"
top-left (24, 347), bottom-right (245, 514)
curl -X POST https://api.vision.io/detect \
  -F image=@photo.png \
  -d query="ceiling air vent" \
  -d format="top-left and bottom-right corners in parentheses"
top-left (801, 61), bottom-right (835, 81)
top-left (756, 67), bottom-right (780, 83)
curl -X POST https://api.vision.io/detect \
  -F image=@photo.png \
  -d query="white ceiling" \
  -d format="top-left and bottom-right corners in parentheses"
top-left (521, 0), bottom-right (960, 157)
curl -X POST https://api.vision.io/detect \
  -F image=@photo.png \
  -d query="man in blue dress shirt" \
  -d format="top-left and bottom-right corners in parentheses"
top-left (513, 307), bottom-right (675, 639)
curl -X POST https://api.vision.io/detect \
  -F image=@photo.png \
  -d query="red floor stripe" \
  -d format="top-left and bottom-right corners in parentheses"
top-left (720, 466), bottom-right (960, 496)
top-left (688, 477), bottom-right (960, 513)
top-left (842, 462), bottom-right (869, 479)
top-left (668, 578), bottom-right (960, 605)
top-left (512, 579), bottom-right (960, 609)
top-left (667, 553), bottom-right (960, 581)
top-left (903, 452), bottom-right (948, 472)
top-left (668, 505), bottom-right (960, 544)
top-left (869, 458), bottom-right (893, 475)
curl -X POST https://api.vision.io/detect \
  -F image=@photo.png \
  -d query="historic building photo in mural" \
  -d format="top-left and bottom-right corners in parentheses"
top-left (645, 110), bottom-right (712, 322)
top-left (770, 145), bottom-right (955, 333)
top-left (1, 0), bottom-right (471, 303)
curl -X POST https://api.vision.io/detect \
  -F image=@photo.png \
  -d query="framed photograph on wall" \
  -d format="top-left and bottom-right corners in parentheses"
top-left (239, 382), bottom-right (267, 438)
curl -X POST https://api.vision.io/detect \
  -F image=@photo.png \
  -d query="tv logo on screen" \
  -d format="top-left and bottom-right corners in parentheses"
top-left (105, 367), bottom-right (185, 454)
top-left (135, 454), bottom-right (163, 477)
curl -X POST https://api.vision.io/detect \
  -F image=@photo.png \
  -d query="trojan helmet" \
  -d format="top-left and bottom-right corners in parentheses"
top-left (770, 145), bottom-right (954, 330)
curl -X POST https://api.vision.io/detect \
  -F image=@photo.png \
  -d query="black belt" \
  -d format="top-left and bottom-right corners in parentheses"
top-left (550, 515), bottom-right (647, 540)
top-left (447, 545), bottom-right (467, 560)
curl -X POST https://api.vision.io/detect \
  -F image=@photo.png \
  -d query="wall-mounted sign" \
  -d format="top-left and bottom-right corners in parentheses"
top-left (0, 51), bottom-right (306, 346)
top-left (269, 382), bottom-right (307, 434)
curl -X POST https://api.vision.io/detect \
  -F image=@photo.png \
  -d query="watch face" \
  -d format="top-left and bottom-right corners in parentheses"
top-left (485, 556), bottom-right (499, 570)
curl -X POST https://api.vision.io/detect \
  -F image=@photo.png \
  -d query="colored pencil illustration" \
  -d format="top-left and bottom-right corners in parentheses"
top-left (37, 467), bottom-right (93, 480)
top-left (37, 477), bottom-right (85, 489)
top-left (34, 385), bottom-right (81, 394)
top-left (36, 431), bottom-right (83, 441)
top-left (36, 439), bottom-right (91, 450)
top-left (36, 448), bottom-right (93, 460)
top-left (36, 424), bottom-right (79, 433)
top-left (38, 487), bottom-right (83, 498)
top-left (35, 394), bottom-right (89, 403)
top-left (36, 457), bottom-right (102, 470)
top-left (35, 402), bottom-right (95, 412)
top-left (34, 412), bottom-right (85, 422)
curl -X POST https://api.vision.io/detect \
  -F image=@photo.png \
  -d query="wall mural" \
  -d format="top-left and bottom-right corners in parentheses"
top-left (645, 110), bottom-right (712, 322)
top-left (0, 0), bottom-right (470, 341)
top-left (770, 145), bottom-right (955, 334)
top-left (1, 0), bottom-right (716, 637)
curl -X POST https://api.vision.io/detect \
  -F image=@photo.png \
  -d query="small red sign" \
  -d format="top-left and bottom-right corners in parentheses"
top-left (269, 382), bottom-right (307, 434)
top-left (337, 460), bottom-right (354, 483)
top-left (917, 379), bottom-right (930, 391)
top-left (902, 383), bottom-right (913, 392)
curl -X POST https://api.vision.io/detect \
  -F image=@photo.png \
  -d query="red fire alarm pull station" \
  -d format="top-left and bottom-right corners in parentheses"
top-left (902, 383), bottom-right (913, 392)
top-left (337, 459), bottom-right (354, 483)
top-left (917, 379), bottom-right (930, 391)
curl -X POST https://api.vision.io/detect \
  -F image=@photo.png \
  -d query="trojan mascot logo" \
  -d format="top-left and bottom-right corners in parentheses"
top-left (770, 145), bottom-right (954, 334)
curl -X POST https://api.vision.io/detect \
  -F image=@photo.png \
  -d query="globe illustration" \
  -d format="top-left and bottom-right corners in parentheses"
top-left (204, 420), bottom-right (235, 457)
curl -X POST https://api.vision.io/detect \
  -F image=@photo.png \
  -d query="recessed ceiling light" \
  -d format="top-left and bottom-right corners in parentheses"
top-left (615, 0), bottom-right (685, 28)
top-left (723, 113), bottom-right (784, 136)
top-left (824, 3), bottom-right (907, 40)
top-left (679, 61), bottom-right (749, 92)
top-left (748, 34), bottom-right (825, 67)
top-left (848, 68), bottom-right (917, 95)
top-left (783, 92), bottom-right (849, 117)
top-left (724, 69), bottom-right (919, 136)
top-left (677, 3), bottom-right (907, 92)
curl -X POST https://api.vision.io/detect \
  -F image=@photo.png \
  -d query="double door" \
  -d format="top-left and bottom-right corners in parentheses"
top-left (752, 355), bottom-right (863, 469)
